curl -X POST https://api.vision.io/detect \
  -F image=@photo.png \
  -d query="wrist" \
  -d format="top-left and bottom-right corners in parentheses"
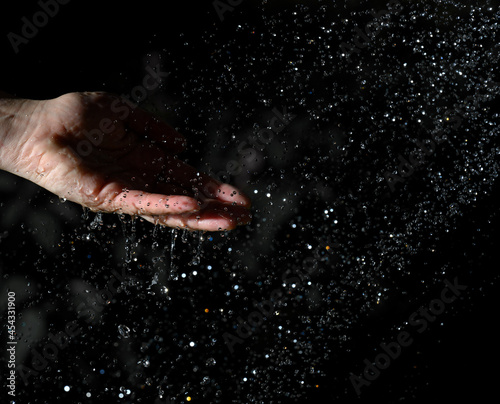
top-left (0, 97), bottom-right (38, 173)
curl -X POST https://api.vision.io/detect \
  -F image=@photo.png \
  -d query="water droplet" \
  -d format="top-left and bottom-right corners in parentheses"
top-left (118, 324), bottom-right (130, 338)
top-left (89, 212), bottom-right (102, 230)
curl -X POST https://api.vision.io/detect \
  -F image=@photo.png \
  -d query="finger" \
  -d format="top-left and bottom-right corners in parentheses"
top-left (163, 157), bottom-right (251, 207)
top-left (93, 182), bottom-right (200, 215)
top-left (210, 182), bottom-right (252, 208)
top-left (113, 191), bottom-right (200, 215)
top-left (141, 201), bottom-right (252, 231)
top-left (126, 106), bottom-right (186, 153)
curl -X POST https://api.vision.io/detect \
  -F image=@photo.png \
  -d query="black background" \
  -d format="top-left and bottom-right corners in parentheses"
top-left (1, 0), bottom-right (500, 403)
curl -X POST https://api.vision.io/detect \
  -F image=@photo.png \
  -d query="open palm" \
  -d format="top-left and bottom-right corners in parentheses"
top-left (12, 92), bottom-right (251, 231)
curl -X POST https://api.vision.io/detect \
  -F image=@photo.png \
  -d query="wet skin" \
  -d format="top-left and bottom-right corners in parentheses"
top-left (0, 92), bottom-right (251, 231)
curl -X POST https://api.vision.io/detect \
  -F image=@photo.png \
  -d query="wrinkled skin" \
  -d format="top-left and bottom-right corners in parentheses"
top-left (0, 92), bottom-right (251, 231)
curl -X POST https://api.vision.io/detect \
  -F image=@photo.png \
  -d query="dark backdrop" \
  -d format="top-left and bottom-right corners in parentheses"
top-left (1, 0), bottom-right (500, 403)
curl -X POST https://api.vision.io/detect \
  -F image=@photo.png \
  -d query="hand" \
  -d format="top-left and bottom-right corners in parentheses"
top-left (0, 92), bottom-right (251, 231)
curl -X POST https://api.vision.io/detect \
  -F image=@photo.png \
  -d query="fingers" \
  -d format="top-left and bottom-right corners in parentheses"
top-left (162, 156), bottom-right (251, 208)
top-left (141, 201), bottom-right (252, 231)
top-left (126, 106), bottom-right (186, 154)
top-left (93, 182), bottom-right (251, 231)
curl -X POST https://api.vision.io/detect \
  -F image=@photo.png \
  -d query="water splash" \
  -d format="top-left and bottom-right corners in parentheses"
top-left (119, 215), bottom-right (138, 265)
top-left (190, 231), bottom-right (205, 266)
top-left (89, 212), bottom-right (103, 230)
top-left (170, 228), bottom-right (178, 274)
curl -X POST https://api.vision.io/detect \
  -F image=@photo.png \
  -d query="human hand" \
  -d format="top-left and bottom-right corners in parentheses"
top-left (0, 92), bottom-right (251, 231)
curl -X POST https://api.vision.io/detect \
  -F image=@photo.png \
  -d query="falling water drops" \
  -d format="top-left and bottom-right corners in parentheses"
top-left (190, 231), bottom-right (205, 266)
top-left (170, 228), bottom-right (178, 273)
top-left (7, 1), bottom-right (500, 403)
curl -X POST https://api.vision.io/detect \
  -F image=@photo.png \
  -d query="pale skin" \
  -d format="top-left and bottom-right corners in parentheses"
top-left (0, 91), bottom-right (251, 231)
